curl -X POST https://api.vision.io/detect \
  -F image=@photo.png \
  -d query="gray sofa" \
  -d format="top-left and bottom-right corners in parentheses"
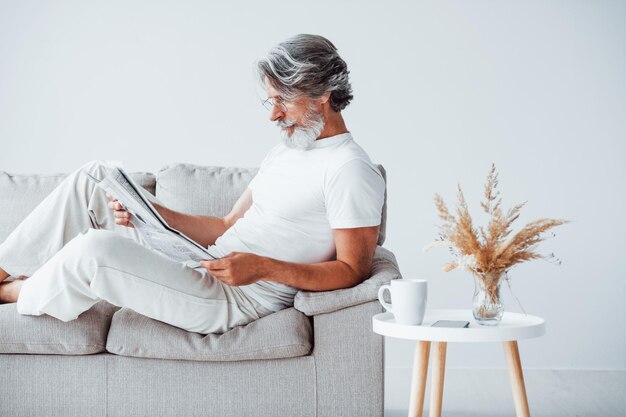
top-left (0, 163), bottom-right (402, 417)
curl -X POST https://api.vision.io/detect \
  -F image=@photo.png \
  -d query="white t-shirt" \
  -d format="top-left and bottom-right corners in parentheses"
top-left (209, 132), bottom-right (385, 312)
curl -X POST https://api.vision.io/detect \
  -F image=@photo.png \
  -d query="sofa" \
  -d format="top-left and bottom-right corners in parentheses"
top-left (0, 162), bottom-right (402, 417)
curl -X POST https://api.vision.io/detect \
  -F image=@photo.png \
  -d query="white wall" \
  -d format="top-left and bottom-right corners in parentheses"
top-left (1, 0), bottom-right (625, 374)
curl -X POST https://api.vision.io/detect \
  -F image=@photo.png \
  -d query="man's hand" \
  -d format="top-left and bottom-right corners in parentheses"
top-left (106, 193), bottom-right (134, 228)
top-left (200, 252), bottom-right (265, 286)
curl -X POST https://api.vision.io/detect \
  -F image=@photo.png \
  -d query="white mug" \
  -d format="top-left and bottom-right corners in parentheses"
top-left (378, 279), bottom-right (428, 325)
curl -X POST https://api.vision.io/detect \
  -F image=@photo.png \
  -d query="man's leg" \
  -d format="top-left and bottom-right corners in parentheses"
top-left (15, 228), bottom-right (256, 334)
top-left (0, 160), bottom-right (151, 280)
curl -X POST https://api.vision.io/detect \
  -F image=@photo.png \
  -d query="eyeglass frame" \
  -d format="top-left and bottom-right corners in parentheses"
top-left (261, 96), bottom-right (299, 112)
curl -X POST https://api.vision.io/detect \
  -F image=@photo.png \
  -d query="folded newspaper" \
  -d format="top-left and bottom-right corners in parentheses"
top-left (83, 164), bottom-right (220, 265)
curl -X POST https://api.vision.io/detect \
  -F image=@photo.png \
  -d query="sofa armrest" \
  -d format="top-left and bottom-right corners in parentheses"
top-left (293, 246), bottom-right (402, 316)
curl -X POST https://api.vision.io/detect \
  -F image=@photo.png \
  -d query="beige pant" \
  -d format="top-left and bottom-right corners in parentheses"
top-left (0, 160), bottom-right (274, 334)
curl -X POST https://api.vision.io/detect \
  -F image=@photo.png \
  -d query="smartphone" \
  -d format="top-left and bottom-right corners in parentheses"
top-left (431, 320), bottom-right (470, 328)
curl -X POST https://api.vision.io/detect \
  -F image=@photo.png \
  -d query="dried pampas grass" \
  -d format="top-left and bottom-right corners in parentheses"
top-left (425, 164), bottom-right (568, 292)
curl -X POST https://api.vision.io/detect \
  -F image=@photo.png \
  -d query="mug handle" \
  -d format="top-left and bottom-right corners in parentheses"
top-left (378, 285), bottom-right (393, 313)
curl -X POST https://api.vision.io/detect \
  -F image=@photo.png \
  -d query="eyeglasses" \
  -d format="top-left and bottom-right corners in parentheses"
top-left (261, 97), bottom-right (290, 112)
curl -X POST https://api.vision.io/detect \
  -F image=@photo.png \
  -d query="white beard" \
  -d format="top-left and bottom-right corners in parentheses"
top-left (277, 107), bottom-right (325, 151)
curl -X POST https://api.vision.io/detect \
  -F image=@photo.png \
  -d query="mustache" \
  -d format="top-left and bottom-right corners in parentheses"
top-left (276, 119), bottom-right (296, 128)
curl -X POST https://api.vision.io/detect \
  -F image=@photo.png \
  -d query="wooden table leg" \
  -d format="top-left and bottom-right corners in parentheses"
top-left (428, 342), bottom-right (447, 417)
top-left (408, 341), bottom-right (431, 417)
top-left (503, 341), bottom-right (531, 417)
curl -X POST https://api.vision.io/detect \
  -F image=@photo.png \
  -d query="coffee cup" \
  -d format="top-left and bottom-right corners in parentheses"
top-left (377, 279), bottom-right (427, 325)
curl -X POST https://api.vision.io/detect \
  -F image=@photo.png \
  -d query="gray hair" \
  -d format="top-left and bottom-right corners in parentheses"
top-left (257, 34), bottom-right (353, 112)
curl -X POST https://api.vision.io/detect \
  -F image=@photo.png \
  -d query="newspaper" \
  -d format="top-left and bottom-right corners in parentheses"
top-left (83, 165), bottom-right (220, 265)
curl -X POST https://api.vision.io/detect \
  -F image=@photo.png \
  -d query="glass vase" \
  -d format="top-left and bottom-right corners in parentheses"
top-left (472, 272), bottom-right (504, 326)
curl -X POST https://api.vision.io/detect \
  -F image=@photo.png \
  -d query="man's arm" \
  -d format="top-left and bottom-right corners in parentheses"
top-left (149, 188), bottom-right (253, 248)
top-left (153, 188), bottom-right (253, 247)
top-left (202, 225), bottom-right (380, 291)
top-left (265, 225), bottom-right (379, 290)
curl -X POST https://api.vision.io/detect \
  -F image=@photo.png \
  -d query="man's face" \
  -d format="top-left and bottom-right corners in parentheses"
top-left (265, 80), bottom-right (325, 150)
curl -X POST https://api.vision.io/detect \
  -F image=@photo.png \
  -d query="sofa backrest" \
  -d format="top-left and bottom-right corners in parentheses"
top-left (0, 163), bottom-right (387, 246)
top-left (155, 163), bottom-right (387, 246)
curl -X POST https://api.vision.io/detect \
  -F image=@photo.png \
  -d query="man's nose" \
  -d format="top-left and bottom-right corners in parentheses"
top-left (269, 105), bottom-right (284, 122)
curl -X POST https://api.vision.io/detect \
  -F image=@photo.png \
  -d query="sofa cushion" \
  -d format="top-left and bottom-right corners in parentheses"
top-left (105, 306), bottom-right (312, 361)
top-left (0, 171), bottom-right (156, 243)
top-left (155, 163), bottom-right (388, 245)
top-left (294, 246), bottom-right (401, 316)
top-left (0, 300), bottom-right (118, 355)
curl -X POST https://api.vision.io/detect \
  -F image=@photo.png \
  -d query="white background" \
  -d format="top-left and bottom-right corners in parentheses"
top-left (1, 0), bottom-right (624, 386)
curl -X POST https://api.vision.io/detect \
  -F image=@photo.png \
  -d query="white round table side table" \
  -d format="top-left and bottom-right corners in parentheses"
top-left (372, 309), bottom-right (546, 417)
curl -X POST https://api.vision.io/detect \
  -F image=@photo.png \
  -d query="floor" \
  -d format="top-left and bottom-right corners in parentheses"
top-left (384, 369), bottom-right (626, 417)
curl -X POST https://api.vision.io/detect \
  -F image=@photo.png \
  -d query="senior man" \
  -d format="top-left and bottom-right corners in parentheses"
top-left (0, 34), bottom-right (385, 334)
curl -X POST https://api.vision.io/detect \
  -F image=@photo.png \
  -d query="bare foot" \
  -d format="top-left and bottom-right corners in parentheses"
top-left (0, 267), bottom-right (9, 283)
top-left (0, 279), bottom-right (24, 303)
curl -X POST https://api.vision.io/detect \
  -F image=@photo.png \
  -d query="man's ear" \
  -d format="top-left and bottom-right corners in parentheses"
top-left (319, 92), bottom-right (331, 105)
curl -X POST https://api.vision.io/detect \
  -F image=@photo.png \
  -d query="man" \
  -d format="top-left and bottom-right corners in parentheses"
top-left (0, 34), bottom-right (385, 334)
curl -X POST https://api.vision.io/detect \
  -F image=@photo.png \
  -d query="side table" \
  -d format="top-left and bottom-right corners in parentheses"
top-left (373, 309), bottom-right (546, 417)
